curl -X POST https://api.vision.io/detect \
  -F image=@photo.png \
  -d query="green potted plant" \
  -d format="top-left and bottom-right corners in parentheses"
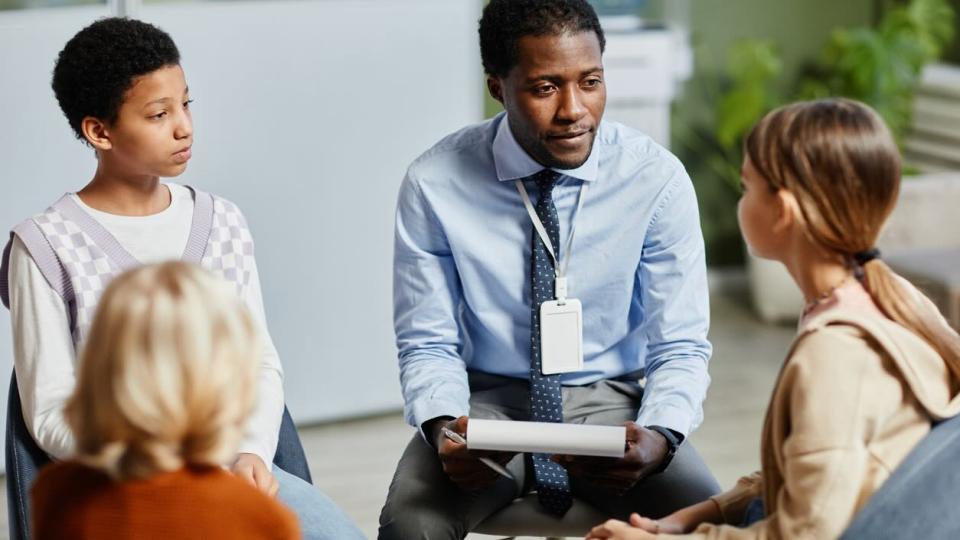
top-left (680, 0), bottom-right (956, 321)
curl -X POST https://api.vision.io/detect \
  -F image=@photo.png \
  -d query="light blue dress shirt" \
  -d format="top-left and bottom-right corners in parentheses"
top-left (394, 113), bottom-right (712, 438)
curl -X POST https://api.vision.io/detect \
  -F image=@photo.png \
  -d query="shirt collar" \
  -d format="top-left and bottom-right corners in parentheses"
top-left (492, 113), bottom-right (599, 183)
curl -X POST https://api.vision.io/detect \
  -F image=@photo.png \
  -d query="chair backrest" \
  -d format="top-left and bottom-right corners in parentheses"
top-left (841, 413), bottom-right (960, 539)
top-left (5, 374), bottom-right (49, 540)
top-left (274, 401), bottom-right (313, 484)
top-left (5, 371), bottom-right (313, 540)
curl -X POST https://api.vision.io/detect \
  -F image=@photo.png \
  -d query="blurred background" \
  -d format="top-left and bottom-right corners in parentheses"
top-left (1, 0), bottom-right (958, 537)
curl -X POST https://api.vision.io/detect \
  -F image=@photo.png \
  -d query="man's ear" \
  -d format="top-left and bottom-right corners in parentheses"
top-left (80, 116), bottom-right (112, 151)
top-left (486, 75), bottom-right (504, 104)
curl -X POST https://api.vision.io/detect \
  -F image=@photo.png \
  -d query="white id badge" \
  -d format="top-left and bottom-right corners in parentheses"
top-left (539, 299), bottom-right (584, 375)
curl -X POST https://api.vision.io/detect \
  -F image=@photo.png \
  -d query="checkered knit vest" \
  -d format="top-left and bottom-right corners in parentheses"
top-left (0, 187), bottom-right (255, 348)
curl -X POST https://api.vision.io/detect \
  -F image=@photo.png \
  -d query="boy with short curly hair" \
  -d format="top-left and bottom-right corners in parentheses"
top-left (0, 17), bottom-right (362, 540)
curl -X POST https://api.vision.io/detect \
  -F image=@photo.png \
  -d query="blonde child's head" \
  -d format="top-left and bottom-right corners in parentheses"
top-left (741, 98), bottom-right (960, 369)
top-left (66, 261), bottom-right (259, 480)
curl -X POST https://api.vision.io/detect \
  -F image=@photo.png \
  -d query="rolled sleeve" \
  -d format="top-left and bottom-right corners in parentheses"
top-left (711, 471), bottom-right (764, 524)
top-left (393, 171), bottom-right (470, 439)
top-left (634, 168), bottom-right (712, 437)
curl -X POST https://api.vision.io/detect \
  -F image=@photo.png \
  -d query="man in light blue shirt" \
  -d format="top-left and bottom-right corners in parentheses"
top-left (379, 1), bottom-right (719, 538)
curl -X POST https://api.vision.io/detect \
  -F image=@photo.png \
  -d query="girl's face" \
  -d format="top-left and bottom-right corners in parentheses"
top-left (737, 156), bottom-right (785, 260)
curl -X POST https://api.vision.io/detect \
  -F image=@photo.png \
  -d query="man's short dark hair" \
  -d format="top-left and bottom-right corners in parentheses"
top-left (479, 0), bottom-right (606, 78)
top-left (52, 17), bottom-right (181, 141)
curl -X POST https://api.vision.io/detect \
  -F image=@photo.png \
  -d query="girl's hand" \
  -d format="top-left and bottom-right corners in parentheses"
top-left (586, 519), bottom-right (657, 540)
top-left (630, 512), bottom-right (685, 533)
top-left (626, 497), bottom-right (723, 534)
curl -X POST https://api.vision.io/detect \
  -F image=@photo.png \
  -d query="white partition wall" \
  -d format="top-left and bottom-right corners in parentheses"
top-left (0, 0), bottom-right (484, 465)
top-left (0, 5), bottom-right (112, 474)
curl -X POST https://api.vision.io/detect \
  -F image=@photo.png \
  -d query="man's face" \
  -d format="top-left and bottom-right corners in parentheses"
top-left (489, 31), bottom-right (606, 170)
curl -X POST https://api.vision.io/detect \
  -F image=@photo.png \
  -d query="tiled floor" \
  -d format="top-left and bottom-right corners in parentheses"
top-left (0, 273), bottom-right (799, 539)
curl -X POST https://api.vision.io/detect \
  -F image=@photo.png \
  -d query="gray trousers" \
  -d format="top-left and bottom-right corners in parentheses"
top-left (378, 372), bottom-right (721, 540)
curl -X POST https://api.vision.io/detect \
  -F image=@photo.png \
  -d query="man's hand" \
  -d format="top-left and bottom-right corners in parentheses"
top-left (554, 422), bottom-right (667, 493)
top-left (426, 415), bottom-right (514, 492)
top-left (231, 453), bottom-right (280, 498)
top-left (586, 518), bottom-right (657, 540)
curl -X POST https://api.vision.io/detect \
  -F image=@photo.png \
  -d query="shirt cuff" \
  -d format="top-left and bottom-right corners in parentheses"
top-left (635, 404), bottom-right (693, 439)
top-left (409, 397), bottom-right (469, 443)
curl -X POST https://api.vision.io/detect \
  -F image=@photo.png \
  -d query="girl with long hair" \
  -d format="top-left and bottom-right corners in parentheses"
top-left (588, 98), bottom-right (960, 539)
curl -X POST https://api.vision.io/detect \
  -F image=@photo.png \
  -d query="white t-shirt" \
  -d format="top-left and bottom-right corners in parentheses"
top-left (7, 183), bottom-right (283, 466)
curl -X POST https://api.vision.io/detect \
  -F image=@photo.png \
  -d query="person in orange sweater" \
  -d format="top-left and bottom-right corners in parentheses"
top-left (31, 261), bottom-right (300, 539)
top-left (586, 99), bottom-right (960, 539)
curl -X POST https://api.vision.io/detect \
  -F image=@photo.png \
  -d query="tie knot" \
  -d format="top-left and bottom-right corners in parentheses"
top-left (533, 169), bottom-right (560, 193)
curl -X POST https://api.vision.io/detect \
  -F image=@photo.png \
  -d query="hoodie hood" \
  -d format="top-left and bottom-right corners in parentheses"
top-left (800, 309), bottom-right (960, 421)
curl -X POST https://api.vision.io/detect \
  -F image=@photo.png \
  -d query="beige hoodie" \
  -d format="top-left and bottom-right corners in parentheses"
top-left (663, 308), bottom-right (960, 540)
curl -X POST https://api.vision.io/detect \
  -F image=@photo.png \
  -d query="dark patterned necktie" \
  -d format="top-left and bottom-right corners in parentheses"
top-left (528, 169), bottom-right (573, 516)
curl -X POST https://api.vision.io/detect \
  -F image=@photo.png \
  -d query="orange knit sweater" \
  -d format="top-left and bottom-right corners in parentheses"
top-left (32, 462), bottom-right (301, 540)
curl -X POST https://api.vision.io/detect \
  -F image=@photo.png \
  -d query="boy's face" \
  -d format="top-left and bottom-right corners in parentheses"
top-left (96, 64), bottom-right (193, 178)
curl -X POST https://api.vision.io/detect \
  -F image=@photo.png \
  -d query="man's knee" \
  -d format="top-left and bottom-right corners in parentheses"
top-left (378, 506), bottom-right (465, 540)
top-left (666, 442), bottom-right (722, 499)
top-left (378, 436), bottom-right (466, 539)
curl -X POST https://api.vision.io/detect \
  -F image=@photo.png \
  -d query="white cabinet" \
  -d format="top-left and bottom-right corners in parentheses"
top-left (601, 18), bottom-right (692, 148)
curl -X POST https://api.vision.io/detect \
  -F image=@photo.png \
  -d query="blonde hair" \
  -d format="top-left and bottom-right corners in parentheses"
top-left (746, 98), bottom-right (960, 511)
top-left (66, 261), bottom-right (260, 481)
